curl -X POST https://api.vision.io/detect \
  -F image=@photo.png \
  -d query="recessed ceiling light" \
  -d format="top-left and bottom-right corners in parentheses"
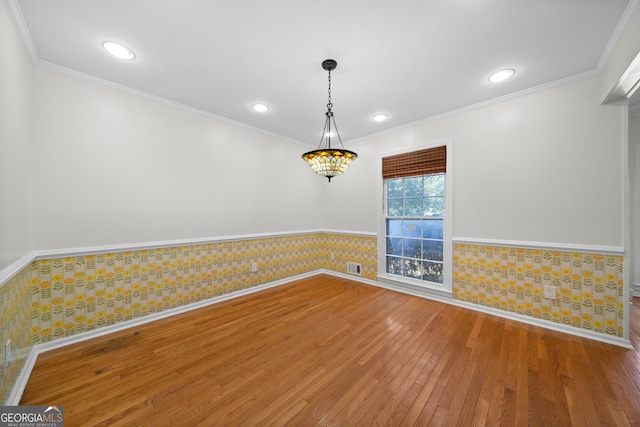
top-left (324, 131), bottom-right (336, 138)
top-left (488, 69), bottom-right (515, 83)
top-left (372, 113), bottom-right (388, 122)
top-left (102, 41), bottom-right (135, 60)
top-left (252, 103), bottom-right (269, 112)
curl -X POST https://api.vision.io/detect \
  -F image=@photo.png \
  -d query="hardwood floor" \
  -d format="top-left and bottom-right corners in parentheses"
top-left (21, 274), bottom-right (640, 426)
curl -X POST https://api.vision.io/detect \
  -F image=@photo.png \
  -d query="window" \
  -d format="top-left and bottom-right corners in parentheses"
top-left (379, 144), bottom-right (450, 291)
top-left (385, 174), bottom-right (445, 282)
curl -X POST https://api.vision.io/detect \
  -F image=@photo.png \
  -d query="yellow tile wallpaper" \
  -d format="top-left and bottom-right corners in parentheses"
top-left (0, 267), bottom-right (32, 403)
top-left (453, 244), bottom-right (625, 337)
top-left (2, 233), bottom-right (628, 404)
top-left (29, 233), bottom-right (377, 345)
top-left (320, 233), bottom-right (377, 281)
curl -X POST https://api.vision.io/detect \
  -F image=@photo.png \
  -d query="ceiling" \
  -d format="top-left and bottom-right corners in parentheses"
top-left (8, 0), bottom-right (639, 147)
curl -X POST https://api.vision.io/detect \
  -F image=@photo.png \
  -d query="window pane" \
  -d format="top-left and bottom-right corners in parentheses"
top-left (386, 219), bottom-right (403, 236)
top-left (403, 238), bottom-right (421, 258)
top-left (386, 237), bottom-right (402, 256)
top-left (423, 196), bottom-right (444, 216)
top-left (387, 199), bottom-right (403, 216)
top-left (422, 219), bottom-right (443, 239)
top-left (424, 174), bottom-right (444, 196)
top-left (403, 219), bottom-right (421, 238)
top-left (422, 240), bottom-right (443, 261)
top-left (386, 256), bottom-right (402, 275)
top-left (424, 261), bottom-right (443, 283)
top-left (402, 259), bottom-right (423, 279)
top-left (404, 198), bottom-right (423, 216)
top-left (404, 176), bottom-right (423, 197)
top-left (387, 179), bottom-right (403, 198)
top-left (383, 169), bottom-right (446, 287)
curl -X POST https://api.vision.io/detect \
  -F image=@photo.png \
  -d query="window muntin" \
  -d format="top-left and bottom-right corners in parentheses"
top-left (384, 173), bottom-right (445, 284)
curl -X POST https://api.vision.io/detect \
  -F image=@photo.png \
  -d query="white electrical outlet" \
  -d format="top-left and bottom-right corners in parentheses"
top-left (251, 262), bottom-right (258, 273)
top-left (543, 285), bottom-right (557, 300)
top-left (330, 252), bottom-right (335, 260)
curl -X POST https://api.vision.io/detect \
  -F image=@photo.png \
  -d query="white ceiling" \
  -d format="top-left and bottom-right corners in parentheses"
top-left (8, 0), bottom-right (639, 147)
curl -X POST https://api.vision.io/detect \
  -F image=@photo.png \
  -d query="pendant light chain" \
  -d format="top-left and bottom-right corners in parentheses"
top-left (301, 59), bottom-right (358, 182)
top-left (327, 69), bottom-right (333, 112)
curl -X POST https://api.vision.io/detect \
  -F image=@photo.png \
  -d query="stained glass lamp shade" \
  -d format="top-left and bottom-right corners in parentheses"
top-left (302, 148), bottom-right (358, 182)
top-left (302, 59), bottom-right (357, 182)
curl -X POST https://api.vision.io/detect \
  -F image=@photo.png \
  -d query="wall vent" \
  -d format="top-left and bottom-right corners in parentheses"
top-left (347, 262), bottom-right (362, 276)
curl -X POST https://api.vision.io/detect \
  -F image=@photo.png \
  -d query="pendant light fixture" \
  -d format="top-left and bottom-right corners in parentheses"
top-left (302, 59), bottom-right (358, 182)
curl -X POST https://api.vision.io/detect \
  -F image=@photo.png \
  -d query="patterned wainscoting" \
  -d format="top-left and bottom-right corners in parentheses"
top-left (2, 233), bottom-right (627, 403)
top-left (453, 244), bottom-right (625, 337)
top-left (0, 267), bottom-right (32, 402)
top-left (29, 232), bottom-right (377, 345)
top-left (0, 231), bottom-right (376, 403)
top-left (320, 233), bottom-right (377, 282)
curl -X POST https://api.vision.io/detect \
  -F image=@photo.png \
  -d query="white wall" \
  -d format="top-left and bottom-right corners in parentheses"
top-left (32, 69), bottom-right (325, 250)
top-left (0, 0), bottom-right (33, 270)
top-left (328, 77), bottom-right (626, 248)
top-left (3, 0), bottom-right (633, 255)
top-left (631, 109), bottom-right (640, 292)
top-left (27, 73), bottom-right (627, 256)
top-left (601, 5), bottom-right (640, 293)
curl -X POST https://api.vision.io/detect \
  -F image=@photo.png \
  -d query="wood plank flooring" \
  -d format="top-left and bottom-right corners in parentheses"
top-left (21, 274), bottom-right (640, 426)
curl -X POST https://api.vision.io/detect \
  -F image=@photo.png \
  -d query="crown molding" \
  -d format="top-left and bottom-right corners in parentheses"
top-left (33, 60), bottom-right (311, 148)
top-left (346, 69), bottom-right (600, 148)
top-left (3, 0), bottom-right (37, 63)
top-left (596, 0), bottom-right (640, 74)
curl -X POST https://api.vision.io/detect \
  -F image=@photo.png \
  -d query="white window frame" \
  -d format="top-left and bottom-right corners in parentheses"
top-left (377, 140), bottom-right (453, 295)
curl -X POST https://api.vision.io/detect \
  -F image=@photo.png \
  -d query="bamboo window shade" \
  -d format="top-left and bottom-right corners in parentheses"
top-left (382, 146), bottom-right (446, 179)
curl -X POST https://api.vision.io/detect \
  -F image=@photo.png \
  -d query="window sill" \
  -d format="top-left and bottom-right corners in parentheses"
top-left (377, 273), bottom-right (453, 299)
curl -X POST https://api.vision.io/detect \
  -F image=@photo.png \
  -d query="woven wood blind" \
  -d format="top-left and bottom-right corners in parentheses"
top-left (382, 146), bottom-right (446, 179)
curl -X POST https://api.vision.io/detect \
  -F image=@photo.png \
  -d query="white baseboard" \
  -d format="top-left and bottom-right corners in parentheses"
top-left (325, 270), bottom-right (633, 349)
top-left (5, 347), bottom-right (38, 406)
top-left (6, 270), bottom-right (317, 405)
top-left (7, 268), bottom-right (633, 406)
top-left (356, 272), bottom-right (633, 349)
